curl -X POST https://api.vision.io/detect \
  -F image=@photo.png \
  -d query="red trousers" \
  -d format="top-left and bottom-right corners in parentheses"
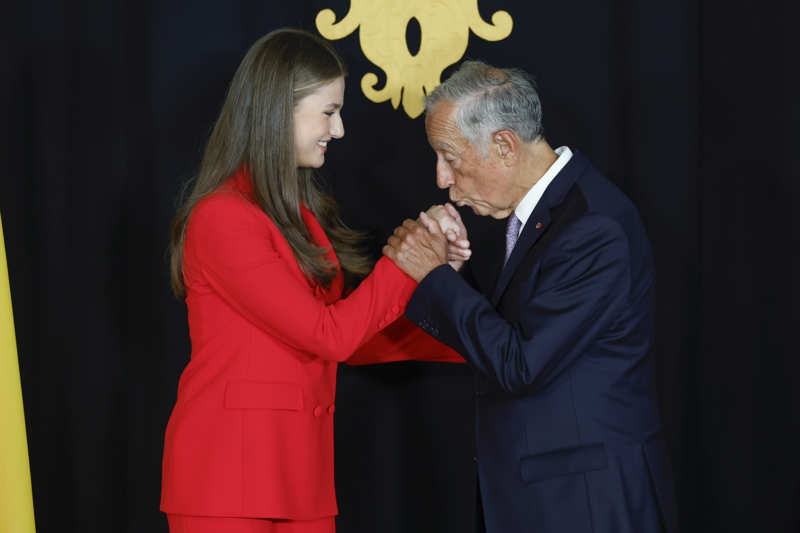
top-left (167, 514), bottom-right (336, 533)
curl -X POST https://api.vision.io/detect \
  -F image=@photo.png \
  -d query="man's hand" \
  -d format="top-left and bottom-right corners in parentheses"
top-left (424, 203), bottom-right (471, 271)
top-left (383, 212), bottom-right (449, 283)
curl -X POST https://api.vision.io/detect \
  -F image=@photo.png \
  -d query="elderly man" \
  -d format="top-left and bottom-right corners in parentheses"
top-left (384, 61), bottom-right (677, 533)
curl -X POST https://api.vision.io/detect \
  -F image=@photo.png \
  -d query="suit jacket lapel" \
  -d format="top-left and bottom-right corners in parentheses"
top-left (490, 207), bottom-right (551, 305)
top-left (489, 151), bottom-right (589, 306)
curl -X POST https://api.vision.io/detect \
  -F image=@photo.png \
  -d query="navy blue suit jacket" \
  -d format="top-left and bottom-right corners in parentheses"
top-left (406, 151), bottom-right (677, 533)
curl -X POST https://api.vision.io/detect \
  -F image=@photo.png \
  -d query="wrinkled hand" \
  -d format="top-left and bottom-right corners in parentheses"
top-left (383, 212), bottom-right (449, 282)
top-left (424, 203), bottom-right (471, 271)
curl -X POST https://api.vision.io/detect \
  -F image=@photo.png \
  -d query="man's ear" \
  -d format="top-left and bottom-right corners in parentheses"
top-left (492, 130), bottom-right (518, 166)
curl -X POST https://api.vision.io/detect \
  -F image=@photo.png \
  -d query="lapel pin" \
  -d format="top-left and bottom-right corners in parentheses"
top-left (535, 222), bottom-right (543, 229)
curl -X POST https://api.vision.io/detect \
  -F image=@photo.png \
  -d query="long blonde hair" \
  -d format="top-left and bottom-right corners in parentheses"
top-left (169, 28), bottom-right (371, 297)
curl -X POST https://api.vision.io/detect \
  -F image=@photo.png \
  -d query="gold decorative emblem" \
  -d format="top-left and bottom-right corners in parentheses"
top-left (316, 1), bottom-right (513, 119)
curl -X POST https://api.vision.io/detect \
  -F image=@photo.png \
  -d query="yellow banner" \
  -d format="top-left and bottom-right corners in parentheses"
top-left (0, 213), bottom-right (36, 533)
top-left (317, 0), bottom-right (513, 118)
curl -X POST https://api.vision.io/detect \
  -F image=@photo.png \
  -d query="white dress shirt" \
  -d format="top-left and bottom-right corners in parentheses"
top-left (512, 146), bottom-right (573, 236)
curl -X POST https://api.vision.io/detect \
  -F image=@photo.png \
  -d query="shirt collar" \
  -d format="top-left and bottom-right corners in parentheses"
top-left (513, 146), bottom-right (573, 233)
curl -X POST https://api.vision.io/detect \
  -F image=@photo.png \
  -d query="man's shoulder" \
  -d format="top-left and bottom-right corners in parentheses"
top-left (570, 163), bottom-right (646, 232)
top-left (574, 164), bottom-right (629, 206)
top-left (565, 168), bottom-right (653, 265)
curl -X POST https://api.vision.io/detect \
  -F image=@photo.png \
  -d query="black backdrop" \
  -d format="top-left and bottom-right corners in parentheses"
top-left (2, 1), bottom-right (798, 532)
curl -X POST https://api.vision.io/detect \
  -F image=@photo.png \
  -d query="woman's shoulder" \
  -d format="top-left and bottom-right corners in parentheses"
top-left (194, 177), bottom-right (263, 217)
top-left (188, 188), bottom-right (276, 240)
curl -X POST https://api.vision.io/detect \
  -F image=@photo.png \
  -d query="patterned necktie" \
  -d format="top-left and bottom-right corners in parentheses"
top-left (504, 214), bottom-right (522, 266)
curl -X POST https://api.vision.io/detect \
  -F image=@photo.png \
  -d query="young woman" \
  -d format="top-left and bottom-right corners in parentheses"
top-left (160, 29), bottom-right (462, 533)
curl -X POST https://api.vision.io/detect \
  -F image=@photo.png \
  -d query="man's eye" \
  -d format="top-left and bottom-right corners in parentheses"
top-left (324, 111), bottom-right (334, 116)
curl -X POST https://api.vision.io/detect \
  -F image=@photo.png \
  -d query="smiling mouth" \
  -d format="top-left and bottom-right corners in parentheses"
top-left (318, 140), bottom-right (328, 153)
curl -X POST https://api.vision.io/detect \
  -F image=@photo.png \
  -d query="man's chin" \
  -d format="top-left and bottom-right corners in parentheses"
top-left (488, 208), bottom-right (515, 219)
top-left (456, 201), bottom-right (482, 216)
top-left (467, 204), bottom-right (495, 218)
top-left (458, 200), bottom-right (502, 218)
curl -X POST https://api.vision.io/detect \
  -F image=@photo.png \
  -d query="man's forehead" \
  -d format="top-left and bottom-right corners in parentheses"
top-left (425, 102), bottom-right (465, 149)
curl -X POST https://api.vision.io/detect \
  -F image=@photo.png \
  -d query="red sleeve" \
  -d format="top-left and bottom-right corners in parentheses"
top-left (184, 194), bottom-right (418, 362)
top-left (347, 316), bottom-right (465, 365)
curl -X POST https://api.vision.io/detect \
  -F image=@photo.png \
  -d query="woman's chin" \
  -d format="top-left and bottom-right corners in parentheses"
top-left (297, 158), bottom-right (325, 169)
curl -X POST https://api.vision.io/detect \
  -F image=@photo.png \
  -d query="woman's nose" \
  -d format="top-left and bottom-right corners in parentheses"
top-left (330, 115), bottom-right (344, 139)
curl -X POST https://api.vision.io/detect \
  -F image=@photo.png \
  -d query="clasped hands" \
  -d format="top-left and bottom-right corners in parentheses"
top-left (382, 203), bottom-right (471, 282)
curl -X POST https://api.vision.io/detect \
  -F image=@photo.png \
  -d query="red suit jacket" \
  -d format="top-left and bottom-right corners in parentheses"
top-left (161, 168), bottom-right (461, 520)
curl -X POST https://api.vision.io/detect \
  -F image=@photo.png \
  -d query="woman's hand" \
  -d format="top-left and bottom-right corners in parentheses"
top-left (383, 214), bottom-right (449, 282)
top-left (423, 203), bottom-right (471, 271)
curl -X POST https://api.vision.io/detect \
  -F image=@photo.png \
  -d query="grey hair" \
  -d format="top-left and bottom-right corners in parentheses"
top-left (426, 60), bottom-right (543, 152)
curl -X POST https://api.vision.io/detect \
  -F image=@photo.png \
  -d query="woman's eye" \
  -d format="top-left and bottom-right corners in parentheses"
top-left (324, 111), bottom-right (335, 116)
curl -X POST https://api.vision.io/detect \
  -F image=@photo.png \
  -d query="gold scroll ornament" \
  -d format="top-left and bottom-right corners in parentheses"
top-left (315, 1), bottom-right (513, 119)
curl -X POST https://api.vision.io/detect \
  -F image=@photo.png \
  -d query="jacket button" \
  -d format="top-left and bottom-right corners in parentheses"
top-left (313, 406), bottom-right (323, 417)
top-left (327, 404), bottom-right (336, 415)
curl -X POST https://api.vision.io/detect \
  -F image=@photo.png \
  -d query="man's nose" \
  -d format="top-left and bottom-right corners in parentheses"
top-left (436, 158), bottom-right (453, 189)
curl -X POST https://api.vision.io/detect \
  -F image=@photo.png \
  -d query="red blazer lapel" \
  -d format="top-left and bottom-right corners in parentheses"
top-left (300, 205), bottom-right (343, 304)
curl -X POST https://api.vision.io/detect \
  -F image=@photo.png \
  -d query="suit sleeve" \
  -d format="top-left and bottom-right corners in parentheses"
top-left (184, 194), bottom-right (418, 362)
top-left (405, 216), bottom-right (631, 393)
